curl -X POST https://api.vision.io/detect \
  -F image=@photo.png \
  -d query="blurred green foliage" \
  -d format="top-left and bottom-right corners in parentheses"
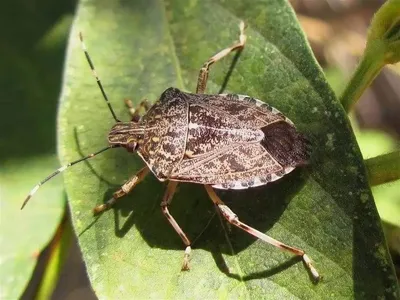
top-left (0, 0), bottom-right (75, 298)
top-left (0, 0), bottom-right (75, 158)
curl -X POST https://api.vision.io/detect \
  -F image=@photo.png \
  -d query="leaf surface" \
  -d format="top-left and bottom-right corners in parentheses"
top-left (59, 0), bottom-right (399, 298)
top-left (0, 158), bottom-right (65, 299)
top-left (0, 8), bottom-right (70, 298)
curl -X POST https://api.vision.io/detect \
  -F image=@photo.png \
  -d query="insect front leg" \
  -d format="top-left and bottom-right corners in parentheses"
top-left (196, 21), bottom-right (247, 94)
top-left (93, 166), bottom-right (150, 214)
top-left (161, 181), bottom-right (192, 271)
top-left (124, 99), bottom-right (151, 122)
top-left (204, 185), bottom-right (321, 282)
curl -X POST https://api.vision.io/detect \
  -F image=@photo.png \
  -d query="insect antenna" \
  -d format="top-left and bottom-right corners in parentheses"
top-left (21, 145), bottom-right (118, 210)
top-left (79, 32), bottom-right (120, 122)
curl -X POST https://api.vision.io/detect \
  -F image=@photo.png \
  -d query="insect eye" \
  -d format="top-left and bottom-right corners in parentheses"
top-left (126, 141), bottom-right (138, 153)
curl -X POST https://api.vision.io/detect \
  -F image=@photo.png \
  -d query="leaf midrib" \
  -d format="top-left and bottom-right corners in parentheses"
top-left (159, 1), bottom-right (257, 296)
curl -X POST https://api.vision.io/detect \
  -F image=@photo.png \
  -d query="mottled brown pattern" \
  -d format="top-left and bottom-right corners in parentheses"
top-left (171, 143), bottom-right (283, 187)
top-left (166, 91), bottom-right (307, 189)
top-left (197, 94), bottom-right (285, 129)
top-left (138, 88), bottom-right (189, 179)
top-left (110, 88), bottom-right (308, 188)
top-left (186, 104), bottom-right (264, 156)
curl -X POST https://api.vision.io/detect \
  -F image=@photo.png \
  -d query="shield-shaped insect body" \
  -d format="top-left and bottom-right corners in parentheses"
top-left (109, 87), bottom-right (309, 189)
top-left (22, 21), bottom-right (320, 282)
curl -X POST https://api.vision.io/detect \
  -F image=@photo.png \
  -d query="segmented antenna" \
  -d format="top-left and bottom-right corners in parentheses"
top-left (79, 32), bottom-right (120, 122)
top-left (21, 145), bottom-right (117, 210)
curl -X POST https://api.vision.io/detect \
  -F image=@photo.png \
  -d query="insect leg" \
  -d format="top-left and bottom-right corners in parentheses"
top-left (124, 99), bottom-right (151, 122)
top-left (196, 21), bottom-right (246, 94)
top-left (204, 185), bottom-right (320, 282)
top-left (93, 166), bottom-right (150, 214)
top-left (161, 181), bottom-right (192, 271)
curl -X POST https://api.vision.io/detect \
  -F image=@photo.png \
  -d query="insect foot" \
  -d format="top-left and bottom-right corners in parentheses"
top-left (181, 246), bottom-right (192, 271)
top-left (204, 186), bottom-right (320, 282)
top-left (303, 254), bottom-right (321, 282)
top-left (160, 182), bottom-right (193, 270)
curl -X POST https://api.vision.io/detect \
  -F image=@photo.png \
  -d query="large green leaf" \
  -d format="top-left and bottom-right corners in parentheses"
top-left (59, 0), bottom-right (399, 298)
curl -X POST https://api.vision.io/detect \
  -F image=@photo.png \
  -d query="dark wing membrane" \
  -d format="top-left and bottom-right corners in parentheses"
top-left (170, 142), bottom-right (295, 190)
top-left (260, 121), bottom-right (310, 167)
top-left (139, 88), bottom-right (188, 179)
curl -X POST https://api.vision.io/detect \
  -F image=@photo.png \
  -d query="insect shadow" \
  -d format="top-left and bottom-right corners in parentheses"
top-left (206, 169), bottom-right (309, 280)
top-left (74, 127), bottom-right (114, 186)
top-left (100, 159), bottom-right (309, 281)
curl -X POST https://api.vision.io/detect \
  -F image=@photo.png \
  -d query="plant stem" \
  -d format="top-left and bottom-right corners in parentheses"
top-left (365, 150), bottom-right (400, 186)
top-left (340, 44), bottom-right (385, 113)
top-left (35, 212), bottom-right (72, 300)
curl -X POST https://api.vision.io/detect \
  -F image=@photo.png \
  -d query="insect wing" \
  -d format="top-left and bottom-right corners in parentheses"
top-left (196, 93), bottom-right (291, 129)
top-left (194, 93), bottom-right (309, 168)
top-left (185, 102), bottom-right (264, 157)
top-left (171, 142), bottom-right (293, 189)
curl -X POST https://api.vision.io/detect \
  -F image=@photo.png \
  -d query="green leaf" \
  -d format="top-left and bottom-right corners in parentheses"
top-left (36, 216), bottom-right (73, 300)
top-left (59, 0), bottom-right (399, 298)
top-left (0, 5), bottom-right (70, 298)
top-left (350, 119), bottom-right (400, 225)
top-left (0, 157), bottom-right (64, 299)
top-left (357, 132), bottom-right (400, 230)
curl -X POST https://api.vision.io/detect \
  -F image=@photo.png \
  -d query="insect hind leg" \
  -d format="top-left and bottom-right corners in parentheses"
top-left (161, 181), bottom-right (192, 270)
top-left (124, 98), bottom-right (151, 122)
top-left (196, 21), bottom-right (246, 94)
top-left (93, 166), bottom-right (150, 214)
top-left (204, 185), bottom-right (320, 282)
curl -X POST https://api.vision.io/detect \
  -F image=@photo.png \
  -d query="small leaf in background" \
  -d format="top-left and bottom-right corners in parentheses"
top-left (0, 157), bottom-right (64, 299)
top-left (59, 0), bottom-right (399, 298)
top-left (0, 2), bottom-right (73, 297)
top-left (353, 126), bottom-right (400, 228)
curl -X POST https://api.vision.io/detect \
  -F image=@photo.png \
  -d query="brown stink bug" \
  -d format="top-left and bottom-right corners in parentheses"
top-left (22, 22), bottom-right (320, 282)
